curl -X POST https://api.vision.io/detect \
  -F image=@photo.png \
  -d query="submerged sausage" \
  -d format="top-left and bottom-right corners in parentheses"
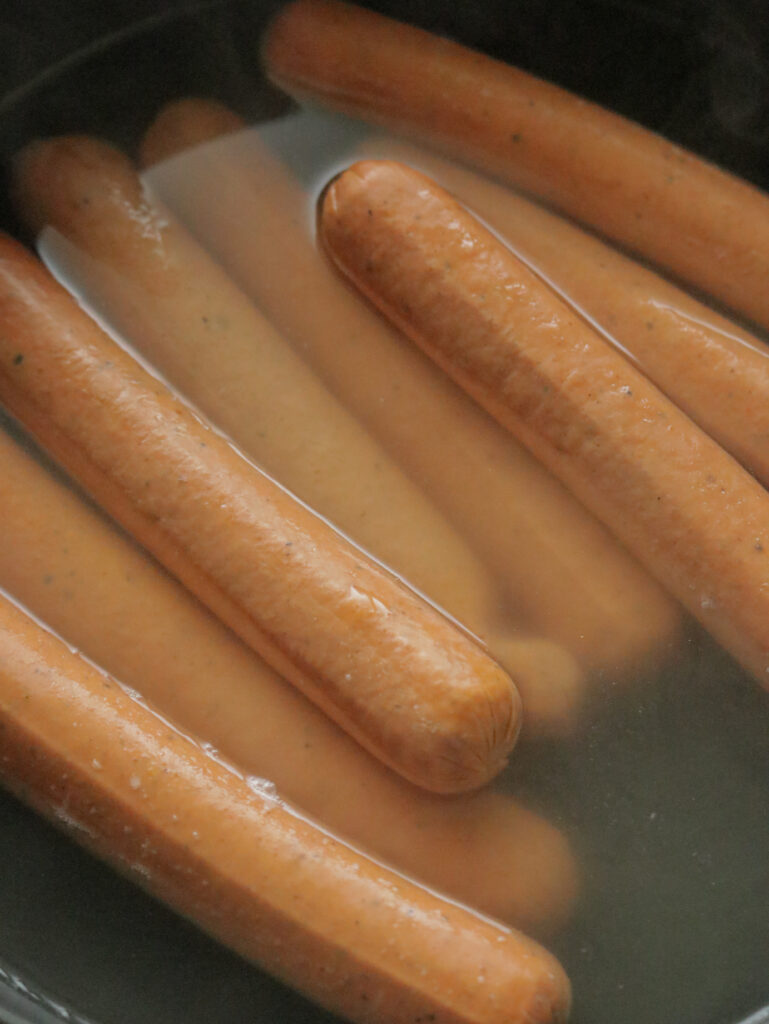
top-left (263, 0), bottom-right (769, 333)
top-left (359, 138), bottom-right (769, 489)
top-left (140, 97), bottom-right (681, 677)
top-left (319, 160), bottom-right (769, 687)
top-left (0, 589), bottom-right (572, 1024)
top-left (0, 235), bottom-right (521, 793)
top-left (0, 422), bottom-right (578, 929)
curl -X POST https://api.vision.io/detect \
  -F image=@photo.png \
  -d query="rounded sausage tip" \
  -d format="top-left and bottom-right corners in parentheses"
top-left (495, 638), bottom-right (585, 738)
top-left (141, 97), bottom-right (246, 168)
top-left (404, 659), bottom-right (523, 794)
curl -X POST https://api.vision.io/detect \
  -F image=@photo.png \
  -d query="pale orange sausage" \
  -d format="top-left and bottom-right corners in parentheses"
top-left (360, 138), bottom-right (769, 489)
top-left (0, 422), bottom-right (578, 929)
top-left (319, 160), bottom-right (769, 687)
top-left (140, 97), bottom-right (681, 677)
top-left (263, 0), bottom-right (769, 333)
top-left (0, 590), bottom-right (572, 1023)
top-left (0, 235), bottom-right (521, 793)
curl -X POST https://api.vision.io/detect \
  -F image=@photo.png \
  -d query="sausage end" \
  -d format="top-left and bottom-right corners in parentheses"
top-left (414, 662), bottom-right (523, 795)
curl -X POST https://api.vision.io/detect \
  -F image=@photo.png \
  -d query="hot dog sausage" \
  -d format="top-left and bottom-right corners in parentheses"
top-left (0, 588), bottom-right (572, 1024)
top-left (318, 160), bottom-right (769, 687)
top-left (0, 234), bottom-right (520, 793)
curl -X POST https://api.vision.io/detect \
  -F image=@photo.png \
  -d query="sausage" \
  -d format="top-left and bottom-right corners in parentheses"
top-left (0, 234), bottom-right (521, 793)
top-left (140, 97), bottom-right (681, 676)
top-left (359, 138), bottom-right (769, 490)
top-left (318, 160), bottom-right (769, 687)
top-left (0, 420), bottom-right (578, 929)
top-left (0, 588), bottom-right (572, 1024)
top-left (262, 0), bottom-right (769, 333)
